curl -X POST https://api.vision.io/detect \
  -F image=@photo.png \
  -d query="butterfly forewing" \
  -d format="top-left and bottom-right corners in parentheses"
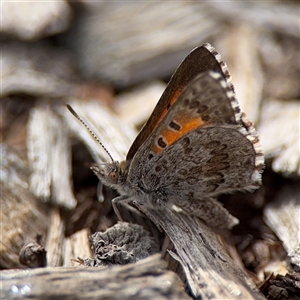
top-left (126, 43), bottom-right (231, 163)
top-left (127, 71), bottom-right (262, 198)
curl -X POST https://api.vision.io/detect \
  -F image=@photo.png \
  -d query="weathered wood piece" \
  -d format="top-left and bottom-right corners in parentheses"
top-left (0, 145), bottom-right (49, 269)
top-left (258, 98), bottom-right (300, 177)
top-left (215, 24), bottom-right (264, 124)
top-left (264, 182), bottom-right (300, 270)
top-left (1, 1), bottom-right (72, 41)
top-left (63, 228), bottom-right (92, 267)
top-left (66, 2), bottom-right (221, 87)
top-left (19, 239), bottom-right (47, 269)
top-left (265, 272), bottom-right (300, 300)
top-left (62, 100), bottom-right (137, 163)
top-left (114, 81), bottom-right (166, 128)
top-left (27, 104), bottom-right (77, 209)
top-left (259, 36), bottom-right (299, 100)
top-left (1, 43), bottom-right (76, 98)
top-left (45, 208), bottom-right (65, 267)
top-left (139, 204), bottom-right (266, 299)
top-left (206, 2), bottom-right (299, 38)
top-left (0, 254), bottom-right (191, 300)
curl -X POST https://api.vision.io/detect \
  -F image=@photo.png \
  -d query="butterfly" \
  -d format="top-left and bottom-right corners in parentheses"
top-left (68, 43), bottom-right (264, 229)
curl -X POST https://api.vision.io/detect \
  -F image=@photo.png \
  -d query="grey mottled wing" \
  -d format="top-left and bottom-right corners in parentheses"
top-left (127, 71), bottom-right (264, 199)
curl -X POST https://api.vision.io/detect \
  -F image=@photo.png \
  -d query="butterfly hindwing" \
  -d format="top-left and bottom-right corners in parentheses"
top-left (128, 71), bottom-right (263, 197)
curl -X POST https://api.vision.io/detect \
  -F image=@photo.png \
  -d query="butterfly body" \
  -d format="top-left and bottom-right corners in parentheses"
top-left (90, 44), bottom-right (264, 229)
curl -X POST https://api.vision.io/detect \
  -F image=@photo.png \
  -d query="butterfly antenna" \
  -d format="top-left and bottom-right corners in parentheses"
top-left (67, 104), bottom-right (114, 162)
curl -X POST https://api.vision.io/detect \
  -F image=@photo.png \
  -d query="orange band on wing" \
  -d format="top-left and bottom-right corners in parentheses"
top-left (153, 88), bottom-right (182, 130)
top-left (151, 116), bottom-right (207, 154)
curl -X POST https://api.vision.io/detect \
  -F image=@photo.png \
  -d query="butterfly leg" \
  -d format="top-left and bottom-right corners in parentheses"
top-left (114, 196), bottom-right (188, 232)
top-left (112, 196), bottom-right (164, 232)
top-left (112, 195), bottom-right (145, 221)
top-left (132, 198), bottom-right (165, 232)
top-left (174, 197), bottom-right (239, 229)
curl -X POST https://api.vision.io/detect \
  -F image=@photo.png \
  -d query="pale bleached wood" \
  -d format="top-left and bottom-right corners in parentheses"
top-left (0, 254), bottom-right (191, 300)
top-left (206, 2), bottom-right (299, 38)
top-left (258, 36), bottom-right (299, 101)
top-left (0, 145), bottom-right (49, 269)
top-left (258, 98), bottom-right (300, 177)
top-left (68, 2), bottom-right (221, 87)
top-left (50, 107), bottom-right (77, 208)
top-left (27, 104), bottom-right (77, 209)
top-left (63, 228), bottom-right (92, 267)
top-left (114, 81), bottom-right (166, 128)
top-left (1, 1), bottom-right (72, 41)
top-left (27, 105), bottom-right (51, 199)
top-left (62, 99), bottom-right (137, 163)
top-left (46, 208), bottom-right (65, 267)
top-left (264, 182), bottom-right (300, 269)
top-left (215, 24), bottom-right (264, 124)
top-left (138, 204), bottom-right (266, 299)
top-left (1, 42), bottom-right (76, 98)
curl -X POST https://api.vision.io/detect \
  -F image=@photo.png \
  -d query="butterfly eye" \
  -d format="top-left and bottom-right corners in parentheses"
top-left (109, 171), bottom-right (118, 184)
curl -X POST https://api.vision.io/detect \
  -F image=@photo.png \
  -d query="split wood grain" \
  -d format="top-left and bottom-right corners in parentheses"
top-left (62, 99), bottom-right (137, 163)
top-left (114, 81), bottom-right (166, 129)
top-left (206, 2), bottom-right (299, 38)
top-left (264, 182), bottom-right (300, 270)
top-left (139, 204), bottom-right (266, 299)
top-left (1, 1), bottom-right (72, 41)
top-left (0, 145), bottom-right (49, 269)
top-left (0, 254), bottom-right (191, 300)
top-left (258, 98), bottom-right (300, 177)
top-left (68, 2), bottom-right (220, 87)
top-left (46, 208), bottom-right (65, 267)
top-left (1, 43), bottom-right (76, 98)
top-left (215, 24), bottom-right (264, 124)
top-left (27, 104), bottom-right (76, 209)
top-left (63, 228), bottom-right (92, 267)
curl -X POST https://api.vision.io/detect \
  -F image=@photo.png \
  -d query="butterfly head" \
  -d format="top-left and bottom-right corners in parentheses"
top-left (66, 105), bottom-right (130, 193)
top-left (90, 161), bottom-right (127, 192)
